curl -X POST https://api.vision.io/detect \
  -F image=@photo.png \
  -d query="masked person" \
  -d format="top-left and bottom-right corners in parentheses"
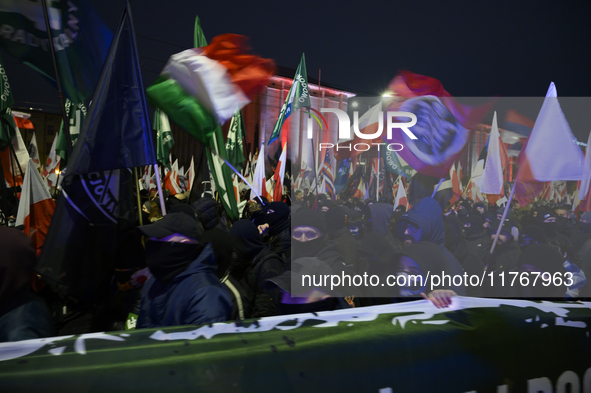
top-left (570, 212), bottom-right (591, 256)
top-left (463, 214), bottom-right (491, 260)
top-left (262, 201), bottom-right (291, 260)
top-left (136, 213), bottom-right (232, 328)
top-left (398, 197), bottom-right (466, 295)
top-left (536, 210), bottom-right (571, 248)
top-left (229, 220), bottom-right (284, 318)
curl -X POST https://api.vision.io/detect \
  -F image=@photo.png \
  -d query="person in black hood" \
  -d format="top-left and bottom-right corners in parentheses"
top-left (193, 197), bottom-right (228, 232)
top-left (444, 216), bottom-right (484, 296)
top-left (536, 210), bottom-right (571, 247)
top-left (136, 213), bottom-right (232, 328)
top-left (484, 219), bottom-right (521, 273)
top-left (570, 212), bottom-right (591, 256)
top-left (473, 202), bottom-right (486, 217)
top-left (463, 214), bottom-right (491, 260)
top-left (518, 225), bottom-right (547, 250)
top-left (397, 197), bottom-right (466, 295)
top-left (262, 201), bottom-right (291, 260)
top-left (229, 220), bottom-right (285, 318)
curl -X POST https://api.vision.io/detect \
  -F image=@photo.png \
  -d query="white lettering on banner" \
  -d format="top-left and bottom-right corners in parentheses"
top-left (316, 108), bottom-right (418, 141)
top-left (463, 369), bottom-right (591, 393)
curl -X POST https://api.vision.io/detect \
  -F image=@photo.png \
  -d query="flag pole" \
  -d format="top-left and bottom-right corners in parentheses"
top-left (153, 163), bottom-right (167, 216)
top-left (212, 148), bottom-right (265, 204)
top-left (376, 146), bottom-right (381, 201)
top-left (431, 178), bottom-right (445, 198)
top-left (461, 177), bottom-right (472, 198)
top-left (40, 0), bottom-right (73, 155)
top-left (134, 167), bottom-right (144, 226)
top-left (488, 181), bottom-right (517, 257)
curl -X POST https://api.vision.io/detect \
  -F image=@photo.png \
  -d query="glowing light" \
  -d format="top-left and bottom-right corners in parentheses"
top-left (382, 91), bottom-right (392, 98)
top-left (351, 101), bottom-right (358, 108)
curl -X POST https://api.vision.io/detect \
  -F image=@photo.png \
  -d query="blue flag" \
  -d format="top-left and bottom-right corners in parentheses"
top-left (66, 4), bottom-right (155, 176)
top-left (36, 4), bottom-right (153, 304)
top-left (334, 158), bottom-right (351, 195)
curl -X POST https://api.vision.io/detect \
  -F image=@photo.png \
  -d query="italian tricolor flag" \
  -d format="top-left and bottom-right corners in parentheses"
top-left (146, 34), bottom-right (274, 144)
top-left (15, 158), bottom-right (56, 250)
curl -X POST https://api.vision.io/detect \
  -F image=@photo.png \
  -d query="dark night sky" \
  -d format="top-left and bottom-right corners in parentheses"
top-left (4, 0), bottom-right (591, 140)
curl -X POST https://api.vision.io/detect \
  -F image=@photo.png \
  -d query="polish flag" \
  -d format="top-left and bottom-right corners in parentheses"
top-left (42, 134), bottom-right (61, 188)
top-left (15, 159), bottom-right (56, 250)
top-left (273, 142), bottom-right (287, 202)
top-left (250, 144), bottom-right (267, 201)
top-left (515, 83), bottom-right (585, 206)
top-left (394, 176), bottom-right (409, 210)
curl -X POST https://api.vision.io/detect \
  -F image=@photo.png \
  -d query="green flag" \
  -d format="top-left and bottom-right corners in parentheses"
top-left (193, 15), bottom-right (238, 220)
top-left (154, 109), bottom-right (174, 170)
top-left (225, 111), bottom-right (246, 172)
top-left (56, 100), bottom-right (87, 166)
top-left (268, 53), bottom-right (310, 145)
top-left (0, 52), bottom-right (16, 147)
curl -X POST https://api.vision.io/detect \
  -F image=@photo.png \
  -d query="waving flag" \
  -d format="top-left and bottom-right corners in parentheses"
top-left (155, 109), bottom-right (174, 170)
top-left (474, 112), bottom-right (506, 205)
top-left (186, 156), bottom-right (195, 192)
top-left (515, 83), bottom-right (585, 206)
top-left (394, 176), bottom-right (409, 210)
top-left (147, 34), bottom-right (274, 145)
top-left (268, 54), bottom-right (310, 145)
top-left (15, 158), bottom-right (55, 250)
top-left (251, 144), bottom-right (267, 201)
top-left (56, 100), bottom-right (86, 165)
top-left (27, 131), bottom-right (40, 169)
top-left (36, 4), bottom-right (156, 305)
top-left (42, 134), bottom-right (60, 188)
top-left (273, 143), bottom-right (287, 202)
top-left (225, 111), bottom-right (246, 172)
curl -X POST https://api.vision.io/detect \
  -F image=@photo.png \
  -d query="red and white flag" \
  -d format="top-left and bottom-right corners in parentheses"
top-left (273, 142), bottom-right (287, 202)
top-left (42, 134), bottom-right (60, 188)
top-left (394, 176), bottom-right (409, 210)
top-left (450, 163), bottom-right (461, 205)
top-left (515, 82), bottom-right (585, 206)
top-left (28, 132), bottom-right (40, 169)
top-left (186, 156), bottom-right (195, 192)
top-left (250, 144), bottom-right (267, 201)
top-left (475, 112), bottom-right (507, 205)
top-left (15, 158), bottom-right (56, 250)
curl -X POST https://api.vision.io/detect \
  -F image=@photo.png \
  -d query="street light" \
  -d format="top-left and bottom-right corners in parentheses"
top-left (351, 101), bottom-right (359, 108)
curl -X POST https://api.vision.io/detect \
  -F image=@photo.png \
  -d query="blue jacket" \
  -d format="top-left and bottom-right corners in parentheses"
top-left (401, 197), bottom-right (466, 295)
top-left (0, 290), bottom-right (54, 342)
top-left (138, 244), bottom-right (232, 328)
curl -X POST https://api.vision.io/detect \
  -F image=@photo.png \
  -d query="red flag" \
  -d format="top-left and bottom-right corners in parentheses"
top-left (15, 159), bottom-right (56, 250)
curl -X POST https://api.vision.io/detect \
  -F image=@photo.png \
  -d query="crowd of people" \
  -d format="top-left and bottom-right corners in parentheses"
top-left (2, 183), bottom-right (591, 343)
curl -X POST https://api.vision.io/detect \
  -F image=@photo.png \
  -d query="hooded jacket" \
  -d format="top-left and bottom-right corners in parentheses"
top-left (400, 197), bottom-right (466, 295)
top-left (138, 243), bottom-right (232, 328)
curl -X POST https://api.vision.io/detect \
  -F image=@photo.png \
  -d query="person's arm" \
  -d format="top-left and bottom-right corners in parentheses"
top-left (184, 286), bottom-right (232, 326)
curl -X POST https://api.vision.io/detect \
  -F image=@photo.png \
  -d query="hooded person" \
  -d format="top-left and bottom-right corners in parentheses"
top-left (444, 215), bottom-right (485, 297)
top-left (536, 210), bottom-right (571, 247)
top-left (0, 227), bottom-right (54, 342)
top-left (193, 197), bottom-right (228, 232)
top-left (262, 201), bottom-right (291, 260)
top-left (229, 220), bottom-right (285, 318)
top-left (136, 213), bottom-right (232, 328)
top-left (482, 211), bottom-right (496, 234)
top-left (473, 202), bottom-right (486, 217)
top-left (463, 214), bottom-right (491, 260)
top-left (518, 225), bottom-right (548, 250)
top-left (397, 197), bottom-right (466, 295)
top-left (367, 203), bottom-right (394, 236)
top-left (485, 219), bottom-right (521, 273)
top-left (570, 212), bottom-right (591, 256)
top-left (325, 206), bottom-right (360, 270)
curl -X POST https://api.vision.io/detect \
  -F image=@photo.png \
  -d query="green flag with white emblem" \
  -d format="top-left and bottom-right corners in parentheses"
top-left (225, 110), bottom-right (246, 172)
top-left (268, 53), bottom-right (310, 145)
top-left (56, 99), bottom-right (87, 166)
top-left (154, 108), bottom-right (174, 170)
